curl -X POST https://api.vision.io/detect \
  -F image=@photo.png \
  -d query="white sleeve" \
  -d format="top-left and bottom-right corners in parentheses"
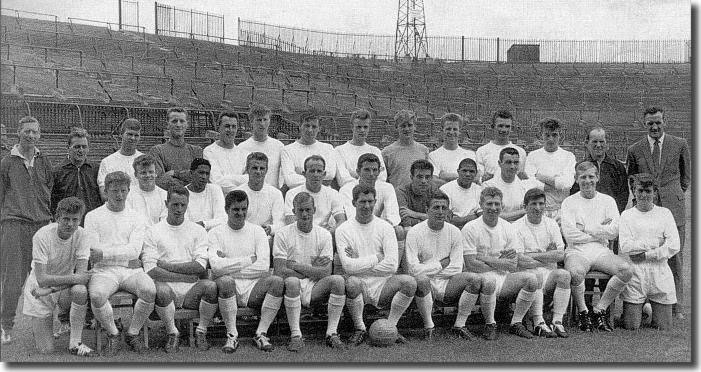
top-left (280, 147), bottom-right (305, 189)
top-left (203, 185), bottom-right (227, 230)
top-left (270, 189), bottom-right (286, 234)
top-left (645, 209), bottom-right (680, 261)
top-left (336, 226), bottom-right (378, 274)
top-left (405, 227), bottom-right (442, 277)
top-left (553, 152), bottom-right (576, 191)
top-left (238, 227), bottom-right (271, 278)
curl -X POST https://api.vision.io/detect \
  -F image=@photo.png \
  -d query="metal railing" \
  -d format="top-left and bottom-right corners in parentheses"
top-left (238, 19), bottom-right (691, 63)
top-left (155, 2), bottom-right (224, 43)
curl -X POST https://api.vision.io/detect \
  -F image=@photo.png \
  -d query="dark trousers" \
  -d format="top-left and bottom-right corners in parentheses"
top-left (1, 220), bottom-right (47, 329)
top-left (669, 225), bottom-right (685, 314)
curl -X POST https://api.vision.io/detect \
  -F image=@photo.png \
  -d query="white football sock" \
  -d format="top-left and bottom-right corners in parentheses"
top-left (551, 287), bottom-right (571, 323)
top-left (218, 296), bottom-right (238, 338)
top-left (69, 302), bottom-right (87, 348)
top-left (196, 300), bottom-right (218, 334)
top-left (326, 294), bottom-right (345, 336)
top-left (511, 289), bottom-right (536, 325)
top-left (480, 291), bottom-right (497, 325)
top-left (594, 275), bottom-right (628, 313)
top-left (454, 291), bottom-right (479, 328)
top-left (528, 289), bottom-right (545, 325)
top-left (346, 295), bottom-right (366, 331)
top-left (256, 294), bottom-right (282, 335)
top-left (155, 302), bottom-right (178, 335)
top-left (572, 282), bottom-right (587, 313)
top-left (92, 301), bottom-right (118, 336)
top-left (387, 292), bottom-right (413, 328)
top-left (284, 295), bottom-right (302, 338)
top-left (127, 298), bottom-right (154, 336)
top-left (415, 293), bottom-right (434, 329)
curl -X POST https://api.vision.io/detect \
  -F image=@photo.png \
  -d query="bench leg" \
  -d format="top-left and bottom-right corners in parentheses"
top-left (188, 320), bottom-right (195, 347)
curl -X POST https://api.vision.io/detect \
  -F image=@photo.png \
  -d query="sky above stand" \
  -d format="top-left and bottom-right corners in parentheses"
top-left (2, 0), bottom-right (691, 41)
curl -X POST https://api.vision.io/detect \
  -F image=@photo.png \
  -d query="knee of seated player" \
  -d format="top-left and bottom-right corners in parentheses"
top-left (70, 284), bottom-right (88, 305)
top-left (215, 275), bottom-right (237, 298)
top-left (523, 273), bottom-right (539, 292)
top-left (396, 274), bottom-right (417, 296)
top-left (480, 275), bottom-right (496, 294)
top-left (460, 273), bottom-right (481, 294)
top-left (154, 283), bottom-right (175, 307)
top-left (88, 287), bottom-right (112, 307)
top-left (552, 269), bottom-right (571, 288)
top-left (534, 272), bottom-right (544, 289)
top-left (266, 275), bottom-right (285, 297)
top-left (328, 275), bottom-right (345, 295)
top-left (200, 279), bottom-right (219, 302)
top-left (283, 276), bottom-right (301, 296)
top-left (345, 276), bottom-right (363, 298)
top-left (135, 280), bottom-right (157, 302)
top-left (616, 262), bottom-right (633, 282)
top-left (414, 275), bottom-right (431, 297)
top-left (568, 267), bottom-right (587, 286)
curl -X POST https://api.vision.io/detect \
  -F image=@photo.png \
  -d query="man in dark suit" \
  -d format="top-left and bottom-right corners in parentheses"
top-left (626, 106), bottom-right (690, 319)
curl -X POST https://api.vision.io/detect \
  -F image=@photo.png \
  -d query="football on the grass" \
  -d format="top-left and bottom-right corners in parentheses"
top-left (368, 319), bottom-right (398, 346)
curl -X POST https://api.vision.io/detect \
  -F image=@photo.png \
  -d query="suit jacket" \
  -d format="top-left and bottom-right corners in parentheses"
top-left (626, 134), bottom-right (690, 226)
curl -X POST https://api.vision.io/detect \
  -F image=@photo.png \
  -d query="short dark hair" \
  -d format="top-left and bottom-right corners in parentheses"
top-left (538, 118), bottom-right (562, 132)
top-left (352, 184), bottom-right (376, 203)
top-left (643, 106), bottom-right (664, 119)
top-left (248, 104), bottom-right (271, 120)
top-left (629, 173), bottom-right (659, 192)
top-left (55, 196), bottom-right (86, 217)
top-left (299, 109), bottom-right (320, 124)
top-left (190, 158), bottom-right (211, 171)
top-left (428, 190), bottom-right (450, 207)
top-left (491, 110), bottom-right (513, 127)
top-left (218, 111), bottom-right (238, 125)
top-left (167, 185), bottom-right (190, 202)
top-left (393, 109), bottom-right (416, 127)
top-left (120, 118), bottom-right (141, 134)
top-left (167, 107), bottom-right (188, 120)
top-left (523, 188), bottom-right (546, 206)
top-left (458, 157), bottom-right (477, 170)
top-left (132, 154), bottom-right (157, 171)
top-left (498, 147), bottom-right (519, 162)
top-left (357, 153), bottom-right (381, 170)
top-left (292, 191), bottom-right (315, 210)
top-left (410, 159), bottom-right (433, 176)
top-left (350, 109), bottom-right (371, 122)
top-left (440, 113), bottom-right (463, 126)
top-left (67, 127), bottom-right (89, 146)
top-left (225, 190), bottom-right (248, 211)
top-left (246, 152), bottom-right (268, 170)
top-left (304, 155), bottom-right (326, 171)
top-left (480, 186), bottom-right (503, 203)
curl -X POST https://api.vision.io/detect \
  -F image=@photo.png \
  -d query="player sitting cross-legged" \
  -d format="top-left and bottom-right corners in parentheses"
top-left (23, 197), bottom-right (95, 356)
top-left (461, 187), bottom-right (539, 340)
top-left (273, 192), bottom-right (347, 351)
top-left (336, 184), bottom-right (417, 345)
top-left (512, 188), bottom-right (571, 338)
top-left (405, 190), bottom-right (491, 341)
top-left (208, 190), bottom-right (284, 352)
top-left (562, 161), bottom-right (632, 332)
top-left (619, 173), bottom-right (679, 331)
top-left (142, 185), bottom-right (219, 352)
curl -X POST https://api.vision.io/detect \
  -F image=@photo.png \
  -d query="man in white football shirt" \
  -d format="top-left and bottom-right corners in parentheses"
top-left (284, 155), bottom-right (346, 233)
top-left (203, 111), bottom-right (250, 194)
top-left (462, 187), bottom-right (539, 340)
top-left (524, 118), bottom-right (576, 222)
top-left (336, 184), bottom-right (417, 346)
top-left (208, 190), bottom-right (284, 352)
top-left (273, 192), bottom-right (347, 351)
top-left (125, 154), bottom-right (167, 226)
top-left (512, 188), bottom-right (570, 338)
top-left (439, 158), bottom-right (483, 229)
top-left (142, 186), bottom-right (218, 352)
top-left (185, 158), bottom-right (226, 231)
top-left (335, 109), bottom-right (387, 182)
top-left (98, 118), bottom-right (143, 200)
top-left (84, 171), bottom-right (155, 356)
top-left (619, 173), bottom-right (679, 331)
top-left (483, 148), bottom-right (543, 222)
top-left (238, 104), bottom-right (284, 189)
top-left (234, 152), bottom-right (284, 238)
top-left (429, 113), bottom-right (477, 187)
top-left (405, 190), bottom-right (490, 340)
top-left (562, 161), bottom-right (631, 332)
top-left (475, 110), bottom-right (527, 183)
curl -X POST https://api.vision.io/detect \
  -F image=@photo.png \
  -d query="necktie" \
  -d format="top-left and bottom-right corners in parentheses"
top-left (652, 139), bottom-right (661, 174)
